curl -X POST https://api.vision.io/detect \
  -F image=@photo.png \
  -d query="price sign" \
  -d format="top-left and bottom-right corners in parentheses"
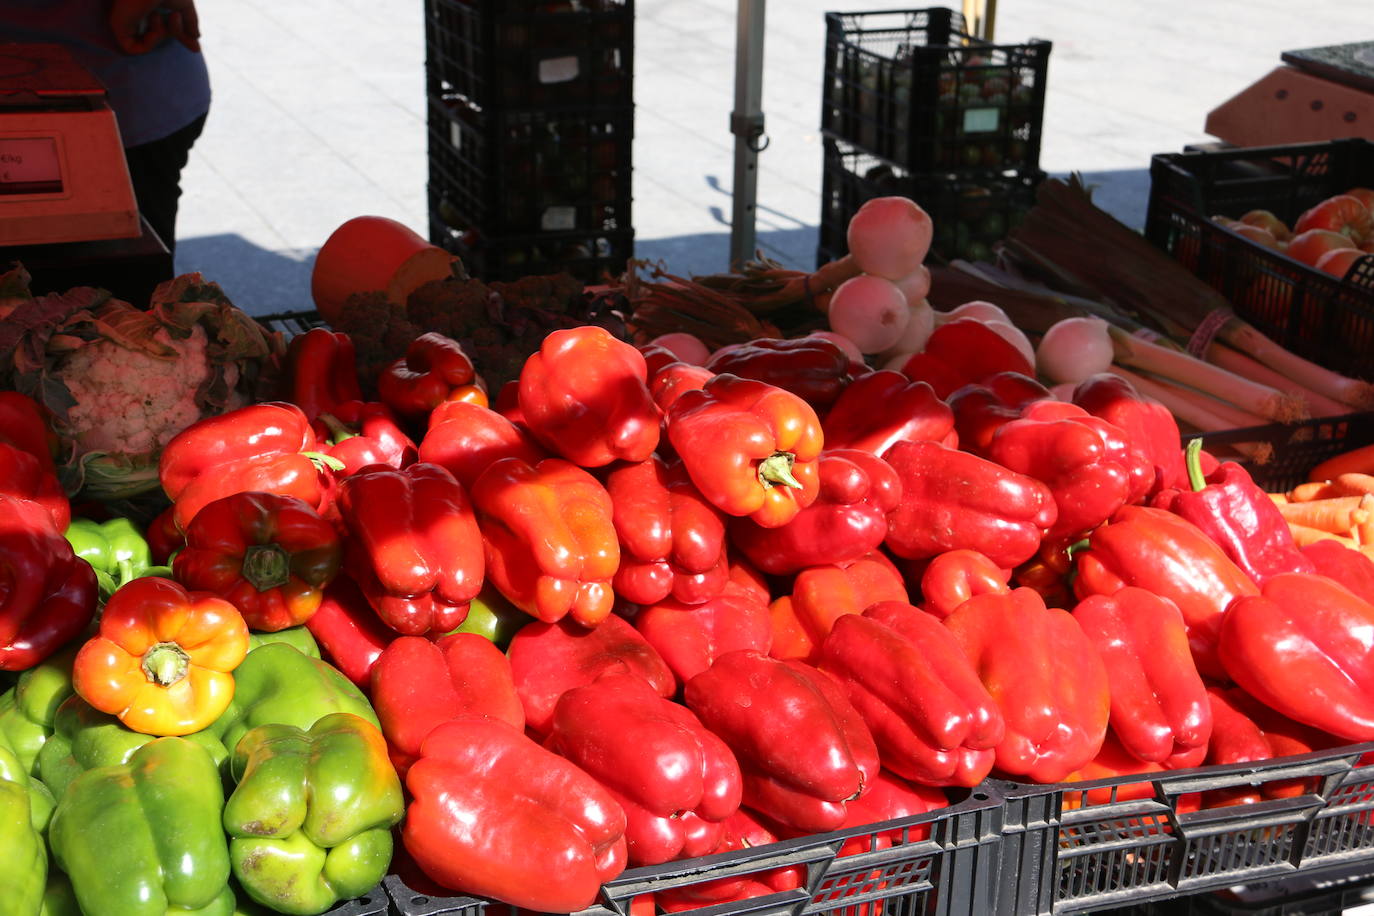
top-left (0, 137), bottom-right (62, 195)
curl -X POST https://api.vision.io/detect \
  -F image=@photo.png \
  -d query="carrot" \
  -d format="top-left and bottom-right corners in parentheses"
top-left (1287, 522), bottom-right (1359, 547)
top-left (1357, 495), bottom-right (1374, 545)
top-left (1308, 443), bottom-right (1374, 482)
top-left (1288, 473), bottom-right (1374, 501)
top-left (1277, 498), bottom-right (1371, 534)
top-left (1268, 492), bottom-right (1288, 505)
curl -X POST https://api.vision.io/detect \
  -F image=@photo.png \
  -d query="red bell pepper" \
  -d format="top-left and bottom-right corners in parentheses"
top-left (704, 336), bottom-right (855, 409)
top-left (1062, 733), bottom-right (1170, 807)
top-left (1071, 587), bottom-right (1212, 766)
top-left (1073, 505), bottom-right (1260, 680)
top-left (473, 457), bottom-right (620, 627)
top-left (635, 581), bottom-right (774, 683)
top-left (1203, 685), bottom-right (1342, 806)
top-left (0, 493), bottom-right (98, 670)
top-left (728, 552), bottom-right (774, 606)
top-left (304, 575), bottom-right (394, 688)
top-left (311, 400), bottom-right (417, 477)
top-left (403, 716), bottom-right (628, 912)
top-left (918, 549), bottom-right (1010, 619)
top-left (1072, 372), bottom-right (1188, 495)
top-left (769, 550), bottom-right (909, 663)
top-left (655, 808), bottom-right (803, 912)
top-left (1300, 539), bottom-right (1374, 606)
top-left (547, 671), bottom-right (743, 866)
top-left (883, 439), bottom-right (1057, 570)
top-left (944, 588), bottom-right (1111, 784)
top-left (1220, 571), bottom-right (1374, 742)
top-left (604, 455), bottom-right (729, 606)
top-left (821, 604), bottom-right (1003, 787)
top-left (507, 613), bottom-right (677, 735)
top-left (418, 399), bottom-right (547, 492)
top-left (0, 392), bottom-right (69, 532)
top-left (649, 360), bottom-right (714, 416)
top-left (667, 373), bottom-right (823, 529)
top-left (730, 449), bottom-right (901, 576)
top-left (338, 462), bottom-right (485, 636)
top-left (1154, 440), bottom-right (1314, 585)
top-left (834, 768), bottom-right (948, 845)
top-left (172, 490), bottom-right (343, 632)
top-left (159, 401), bottom-right (339, 531)
top-left (145, 505), bottom-right (184, 566)
top-left (897, 319), bottom-right (1035, 399)
top-left (377, 332), bottom-right (484, 422)
top-left (371, 633), bottom-right (524, 776)
top-left (684, 650), bottom-right (880, 833)
top-left (947, 371), bottom-right (1053, 457)
top-left (821, 370), bottom-right (955, 458)
top-left (517, 325), bottom-right (661, 468)
top-left (284, 327), bottom-right (363, 420)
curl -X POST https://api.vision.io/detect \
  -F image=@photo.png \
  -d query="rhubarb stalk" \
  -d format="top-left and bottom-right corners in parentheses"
top-left (1220, 320), bottom-right (1374, 410)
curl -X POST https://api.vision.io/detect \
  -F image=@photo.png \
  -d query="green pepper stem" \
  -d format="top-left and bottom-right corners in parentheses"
top-left (141, 642), bottom-right (190, 687)
top-left (302, 451), bottom-right (347, 472)
top-left (1185, 438), bottom-right (1207, 492)
top-left (758, 452), bottom-right (803, 490)
top-left (317, 413), bottom-right (357, 446)
top-left (242, 543), bottom-right (292, 592)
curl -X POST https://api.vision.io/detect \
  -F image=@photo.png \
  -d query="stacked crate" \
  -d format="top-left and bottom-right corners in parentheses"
top-left (425, 0), bottom-right (635, 282)
top-left (817, 8), bottom-right (1051, 265)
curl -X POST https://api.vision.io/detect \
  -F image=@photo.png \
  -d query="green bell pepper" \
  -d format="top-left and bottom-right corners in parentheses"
top-left (0, 645), bottom-right (77, 777)
top-left (50, 737), bottom-right (234, 916)
top-left (246, 625), bottom-right (321, 659)
top-left (0, 725), bottom-right (48, 916)
top-left (224, 713), bottom-right (403, 915)
top-left (444, 585), bottom-right (526, 648)
top-left (64, 517), bottom-right (170, 599)
top-left (40, 869), bottom-right (81, 916)
top-left (213, 643), bottom-right (379, 760)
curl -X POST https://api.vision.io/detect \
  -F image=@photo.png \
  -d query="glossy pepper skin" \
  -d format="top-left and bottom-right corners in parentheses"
top-left (507, 613), bottom-right (677, 735)
top-left (284, 328), bottom-right (364, 421)
top-left (605, 455), bottom-right (729, 606)
top-left (472, 456), bottom-right (620, 627)
top-left (0, 391), bottom-right (69, 533)
top-left (377, 332), bottom-right (484, 422)
top-left (303, 576), bottom-right (394, 689)
top-left (146, 505), bottom-right (184, 566)
top-left (0, 644), bottom-right (76, 776)
top-left (174, 492), bottom-right (343, 632)
top-left (1072, 372), bottom-right (1188, 496)
top-left (160, 401), bottom-right (338, 532)
top-left (1071, 588), bottom-right (1212, 766)
top-left (821, 370), bottom-right (955, 458)
top-left (704, 335), bottom-right (854, 410)
top-left (1154, 440), bottom-right (1315, 585)
top-left (370, 634), bottom-right (524, 777)
top-left (339, 462), bottom-right (485, 635)
top-left (731, 449), bottom-right (901, 576)
top-left (1220, 572), bottom-right (1374, 742)
top-left (548, 671), bottom-right (744, 866)
top-left (417, 399), bottom-right (548, 492)
top-left (769, 550), bottom-right (909, 662)
top-left (51, 737), bottom-right (233, 916)
top-left (65, 517), bottom-right (169, 601)
top-left (72, 576), bottom-right (250, 736)
top-left (518, 325), bottom-right (661, 467)
top-left (947, 372), bottom-right (1053, 456)
top-left (883, 439), bottom-right (1057, 570)
top-left (224, 713), bottom-right (404, 915)
top-left (945, 588), bottom-right (1111, 784)
top-left (1301, 539), bottom-right (1374, 606)
top-left (635, 581), bottom-right (774, 683)
top-left (1073, 505), bottom-right (1260, 680)
top-left (1202, 686), bottom-right (1342, 806)
top-left (403, 716), bottom-right (629, 913)
top-left (0, 719), bottom-right (48, 916)
top-left (0, 494), bottom-right (98, 671)
top-left (311, 400), bottom-right (417, 478)
top-left (919, 549), bottom-right (1010, 619)
top-left (821, 604), bottom-right (1003, 787)
top-left (667, 373), bottom-right (823, 528)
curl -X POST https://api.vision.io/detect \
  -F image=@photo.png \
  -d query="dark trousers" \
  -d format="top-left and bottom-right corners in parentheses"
top-left (123, 112), bottom-right (208, 260)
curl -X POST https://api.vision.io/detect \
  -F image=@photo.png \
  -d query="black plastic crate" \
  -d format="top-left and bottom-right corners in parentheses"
top-left (385, 787), bottom-right (1005, 916)
top-left (254, 309), bottom-right (326, 338)
top-left (428, 96), bottom-right (633, 239)
top-left (818, 137), bottom-right (1043, 265)
top-left (1144, 139), bottom-right (1374, 381)
top-left (425, 0), bottom-right (633, 113)
top-left (821, 8), bottom-right (1050, 176)
top-left (430, 208), bottom-right (633, 283)
top-left (1193, 411), bottom-right (1374, 492)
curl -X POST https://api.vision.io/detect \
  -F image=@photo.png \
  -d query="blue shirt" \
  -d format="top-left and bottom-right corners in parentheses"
top-left (1, 1), bottom-right (211, 147)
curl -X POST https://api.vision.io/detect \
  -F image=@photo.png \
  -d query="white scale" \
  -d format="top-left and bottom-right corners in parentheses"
top-left (0, 42), bottom-right (141, 247)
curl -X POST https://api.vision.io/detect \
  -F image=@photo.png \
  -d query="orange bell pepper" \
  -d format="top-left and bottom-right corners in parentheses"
top-left (769, 550), bottom-right (908, 663)
top-left (71, 577), bottom-right (250, 736)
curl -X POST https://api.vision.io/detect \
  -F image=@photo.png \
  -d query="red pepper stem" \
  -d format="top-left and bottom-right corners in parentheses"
top-left (141, 642), bottom-right (190, 686)
top-left (317, 413), bottom-right (356, 445)
top-left (758, 452), bottom-right (803, 490)
top-left (242, 543), bottom-right (292, 592)
top-left (1185, 438), bottom-right (1207, 493)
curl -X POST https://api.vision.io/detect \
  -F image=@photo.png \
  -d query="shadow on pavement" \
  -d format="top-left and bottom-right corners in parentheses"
top-left (177, 234), bottom-right (316, 317)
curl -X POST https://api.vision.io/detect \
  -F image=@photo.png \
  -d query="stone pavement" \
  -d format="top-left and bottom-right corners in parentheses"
top-left (176, 0), bottom-right (1368, 316)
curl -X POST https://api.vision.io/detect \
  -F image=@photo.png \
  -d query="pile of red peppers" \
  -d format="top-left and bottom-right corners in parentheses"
top-left (8, 322), bottom-right (1374, 914)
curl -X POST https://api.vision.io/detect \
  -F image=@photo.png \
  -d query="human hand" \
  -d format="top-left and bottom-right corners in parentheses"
top-left (108, 0), bottom-right (202, 55)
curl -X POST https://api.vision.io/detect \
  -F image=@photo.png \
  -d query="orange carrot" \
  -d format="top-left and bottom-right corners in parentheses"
top-left (1289, 474), bottom-right (1374, 501)
top-left (1268, 492), bottom-right (1288, 505)
top-left (1277, 498), bottom-right (1370, 533)
top-left (1308, 444), bottom-right (1374, 482)
top-left (1287, 522), bottom-right (1359, 547)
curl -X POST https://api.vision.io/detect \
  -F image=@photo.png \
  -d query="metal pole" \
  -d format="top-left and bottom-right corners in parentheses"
top-left (728, 0), bottom-right (768, 269)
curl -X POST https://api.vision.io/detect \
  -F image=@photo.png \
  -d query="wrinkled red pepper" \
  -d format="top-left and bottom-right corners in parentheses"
top-left (605, 455), bottom-right (729, 606)
top-left (822, 370), bottom-right (956, 458)
top-left (0, 392), bottom-right (69, 532)
top-left (338, 462), bottom-right (485, 636)
top-left (883, 439), bottom-right (1057, 570)
top-left (635, 580), bottom-right (774, 683)
top-left (378, 332), bottom-right (484, 422)
top-left (705, 336), bottom-right (855, 410)
top-left (769, 550), bottom-right (909, 663)
top-left (947, 371), bottom-right (1052, 457)
top-left (731, 449), bottom-right (900, 576)
top-left (284, 327), bottom-right (363, 420)
top-left (918, 549), bottom-right (1010, 619)
top-left (0, 493), bottom-right (97, 670)
top-left (304, 574), bottom-right (394, 688)
top-left (1072, 372), bottom-right (1188, 495)
top-left (418, 399), bottom-right (547, 491)
top-left (311, 400), bottom-right (417, 477)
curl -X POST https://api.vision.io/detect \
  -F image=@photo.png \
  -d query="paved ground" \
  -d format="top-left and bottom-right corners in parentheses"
top-left (175, 0), bottom-right (1368, 316)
